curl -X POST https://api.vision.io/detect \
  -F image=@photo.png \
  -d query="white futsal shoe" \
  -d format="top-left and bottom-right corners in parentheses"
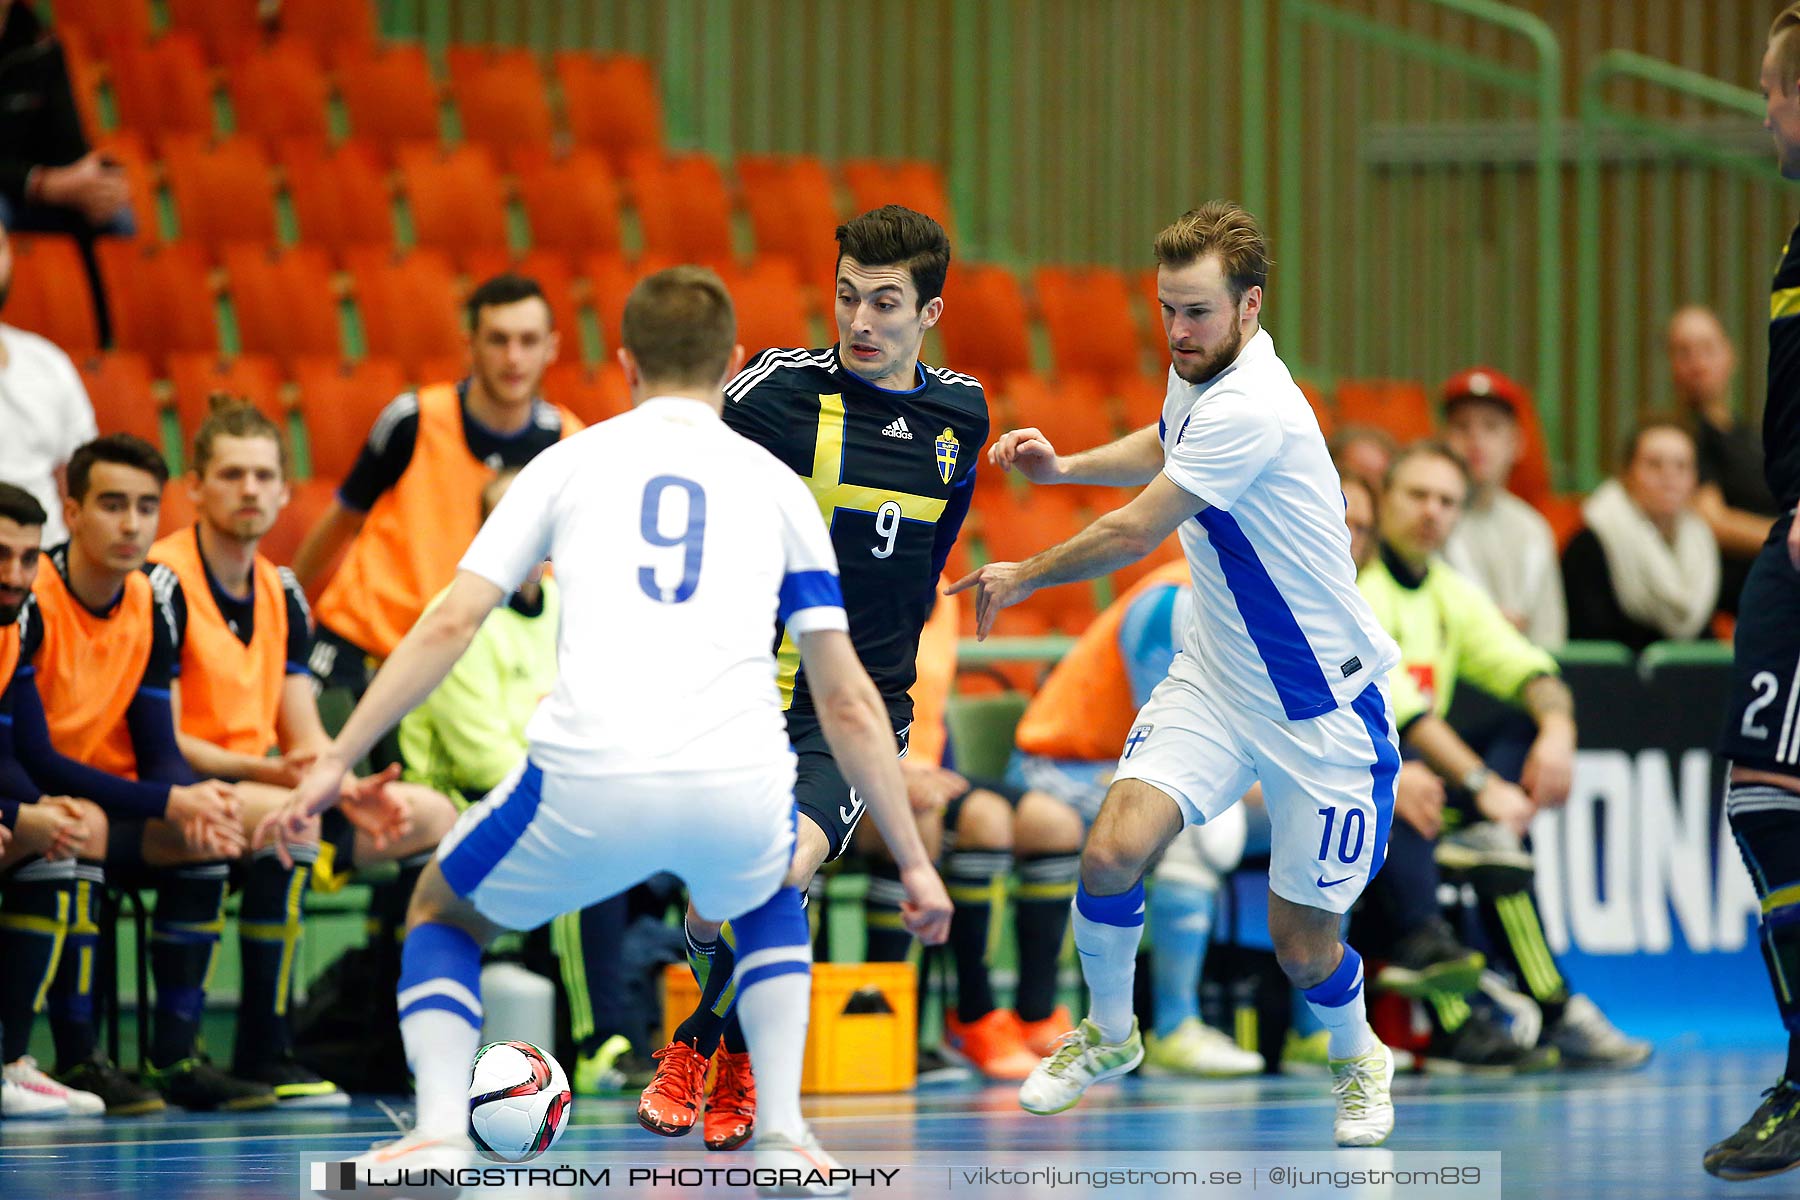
top-left (755, 1127), bottom-right (851, 1197)
top-left (5, 1056), bottom-right (102, 1115)
top-left (1329, 1041), bottom-right (1396, 1147)
top-left (314, 1129), bottom-right (476, 1199)
top-left (1018, 1017), bottom-right (1145, 1115)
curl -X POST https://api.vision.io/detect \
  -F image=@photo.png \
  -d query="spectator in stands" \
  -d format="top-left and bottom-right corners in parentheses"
top-left (150, 398), bottom-right (458, 1106)
top-left (1563, 420), bottom-right (1719, 652)
top-left (1329, 424), bottom-right (1398, 496)
top-left (1439, 367), bottom-right (1566, 649)
top-left (0, 223), bottom-right (98, 547)
top-left (1361, 441), bottom-right (1650, 1071)
top-left (0, 0), bottom-right (129, 236)
top-left (1006, 561), bottom-right (1264, 1079)
top-left (1666, 304), bottom-right (1779, 614)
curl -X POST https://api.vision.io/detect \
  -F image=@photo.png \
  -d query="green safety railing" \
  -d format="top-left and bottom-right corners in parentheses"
top-left (1275, 0), bottom-right (1562, 473)
top-left (1573, 50), bottom-right (1784, 488)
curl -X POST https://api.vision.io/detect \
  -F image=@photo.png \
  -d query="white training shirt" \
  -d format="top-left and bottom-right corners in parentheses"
top-left (0, 324), bottom-right (98, 546)
top-left (459, 395), bottom-right (848, 777)
top-left (1159, 329), bottom-right (1400, 722)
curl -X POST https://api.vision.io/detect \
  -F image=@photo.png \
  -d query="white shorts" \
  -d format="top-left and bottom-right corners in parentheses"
top-left (435, 756), bottom-right (797, 931)
top-left (1111, 658), bottom-right (1399, 914)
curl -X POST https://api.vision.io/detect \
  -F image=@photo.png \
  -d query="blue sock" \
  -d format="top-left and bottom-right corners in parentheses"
top-left (1301, 945), bottom-right (1376, 1060)
top-left (1148, 880), bottom-right (1215, 1038)
top-left (1073, 879), bottom-right (1146, 1045)
top-left (728, 887), bottom-right (811, 1141)
top-left (398, 922), bottom-right (485, 1137)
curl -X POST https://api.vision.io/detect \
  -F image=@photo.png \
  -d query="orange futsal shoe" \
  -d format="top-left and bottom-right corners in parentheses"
top-left (943, 1009), bottom-right (1041, 1080)
top-left (703, 1049), bottom-right (756, 1151)
top-left (636, 1041), bottom-right (709, 1137)
top-left (1017, 1006), bottom-right (1077, 1058)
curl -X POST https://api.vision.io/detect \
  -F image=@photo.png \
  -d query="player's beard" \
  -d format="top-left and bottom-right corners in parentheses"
top-left (0, 593), bottom-right (25, 626)
top-left (1171, 316), bottom-right (1245, 385)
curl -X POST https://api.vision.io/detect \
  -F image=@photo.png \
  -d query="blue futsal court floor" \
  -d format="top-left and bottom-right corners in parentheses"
top-left (2, 1039), bottom-right (1794, 1200)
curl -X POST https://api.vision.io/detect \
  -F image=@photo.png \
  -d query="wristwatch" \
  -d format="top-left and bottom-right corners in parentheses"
top-left (1461, 765), bottom-right (1492, 794)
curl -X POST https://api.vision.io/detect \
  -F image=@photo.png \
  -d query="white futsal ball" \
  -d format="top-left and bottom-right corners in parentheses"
top-left (467, 1040), bottom-right (573, 1162)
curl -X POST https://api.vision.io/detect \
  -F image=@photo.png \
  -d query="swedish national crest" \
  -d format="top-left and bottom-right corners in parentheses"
top-left (935, 427), bottom-right (960, 485)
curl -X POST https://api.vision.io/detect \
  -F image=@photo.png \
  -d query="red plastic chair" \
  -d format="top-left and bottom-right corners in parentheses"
top-left (161, 135), bottom-right (279, 257)
top-left (1002, 374), bottom-right (1119, 456)
top-left (261, 478), bottom-right (339, 568)
top-left (840, 159), bottom-right (953, 229)
top-left (556, 54), bottom-right (662, 171)
top-left (448, 55), bottom-right (553, 157)
top-left (222, 242), bottom-right (343, 369)
top-left (76, 351), bottom-right (164, 447)
top-left (395, 142), bottom-right (511, 270)
top-left (716, 259), bottom-right (811, 356)
top-left (103, 31), bottom-right (215, 145)
top-left (276, 138), bottom-right (394, 261)
top-left (49, 0), bottom-right (154, 42)
top-left (1335, 379), bottom-right (1435, 446)
top-left (937, 264), bottom-right (1031, 383)
top-left (1033, 266), bottom-right (1144, 378)
top-left (6, 234), bottom-right (99, 355)
top-left (581, 252), bottom-right (673, 355)
top-left (736, 155), bottom-right (842, 284)
top-left (512, 149), bottom-right (622, 260)
top-left (166, 352), bottom-right (286, 440)
top-left (344, 247), bottom-right (465, 377)
top-left (335, 44), bottom-right (442, 156)
top-left (95, 239), bottom-right (218, 370)
top-left (625, 154), bottom-right (735, 268)
top-left (226, 40), bottom-right (332, 148)
top-left (290, 356), bottom-right (408, 482)
top-left (165, 0), bottom-right (263, 64)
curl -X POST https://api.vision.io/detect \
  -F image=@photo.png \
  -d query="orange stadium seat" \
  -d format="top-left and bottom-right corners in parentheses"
top-left (159, 478), bottom-right (197, 536)
top-left (76, 352), bottom-right (164, 447)
top-left (1002, 373), bottom-right (1119, 455)
top-left (166, 0), bottom-right (263, 64)
top-left (626, 154), bottom-right (735, 268)
top-left (1109, 537), bottom-right (1183, 595)
top-left (166, 351), bottom-right (285, 440)
top-left (716, 259), bottom-right (811, 356)
top-left (840, 159), bottom-right (953, 229)
top-left (1034, 266), bottom-right (1144, 378)
top-left (274, 0), bottom-right (377, 67)
top-left (335, 44), bottom-right (442, 156)
top-left (50, 0), bottom-right (154, 42)
top-left (161, 135), bottom-right (279, 256)
top-left (227, 40), bottom-right (332, 147)
top-left (291, 356), bottom-right (407, 481)
top-left (937, 264), bottom-right (1032, 383)
top-left (395, 142), bottom-right (510, 270)
top-left (448, 54), bottom-right (554, 157)
top-left (261, 478), bottom-right (338, 569)
top-left (541, 362), bottom-right (630, 428)
top-left (582, 252), bottom-right (672, 354)
top-left (1334, 379), bottom-right (1434, 445)
top-left (6, 234), bottom-right (99, 355)
top-left (512, 149), bottom-right (622, 261)
top-left (556, 53), bottom-right (663, 171)
top-left (1112, 370), bottom-right (1166, 430)
top-left (96, 239), bottom-right (218, 369)
top-left (223, 242), bottom-right (343, 369)
top-left (102, 32), bottom-right (215, 144)
top-left (736, 155), bottom-right (842, 284)
top-left (459, 248), bottom-right (584, 355)
top-left (276, 138), bottom-right (394, 260)
top-left (344, 247), bottom-right (464, 377)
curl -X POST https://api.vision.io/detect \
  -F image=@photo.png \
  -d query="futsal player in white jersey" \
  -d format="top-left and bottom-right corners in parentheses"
top-left (258, 267), bottom-right (953, 1196)
top-left (950, 203), bottom-right (1403, 1146)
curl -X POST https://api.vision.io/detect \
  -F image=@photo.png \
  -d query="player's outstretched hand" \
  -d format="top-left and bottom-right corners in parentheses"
top-left (898, 862), bottom-right (954, 945)
top-left (337, 764), bottom-right (413, 853)
top-left (255, 756), bottom-right (351, 869)
top-left (987, 427), bottom-right (1062, 484)
top-left (945, 561), bottom-right (1034, 639)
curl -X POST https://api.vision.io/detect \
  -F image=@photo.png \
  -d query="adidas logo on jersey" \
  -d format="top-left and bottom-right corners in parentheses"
top-left (881, 417), bottom-right (914, 440)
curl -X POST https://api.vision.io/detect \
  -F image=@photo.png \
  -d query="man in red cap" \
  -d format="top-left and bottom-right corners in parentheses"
top-left (1439, 367), bottom-right (1566, 650)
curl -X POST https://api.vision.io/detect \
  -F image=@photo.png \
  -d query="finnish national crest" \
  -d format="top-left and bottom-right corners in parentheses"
top-left (934, 427), bottom-right (960, 484)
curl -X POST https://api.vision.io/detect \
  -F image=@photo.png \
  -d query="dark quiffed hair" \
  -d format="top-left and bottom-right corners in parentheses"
top-left (66, 433), bottom-right (170, 502)
top-left (833, 205), bottom-right (951, 308)
top-left (621, 266), bottom-right (737, 389)
top-left (466, 273), bottom-right (550, 330)
top-left (0, 482), bottom-right (48, 528)
top-left (191, 394), bottom-right (290, 479)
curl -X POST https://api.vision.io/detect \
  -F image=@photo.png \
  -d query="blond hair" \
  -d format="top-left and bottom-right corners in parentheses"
top-left (192, 394), bottom-right (289, 479)
top-left (1772, 3), bottom-right (1800, 92)
top-left (1153, 201), bottom-right (1272, 300)
top-left (620, 266), bottom-right (736, 389)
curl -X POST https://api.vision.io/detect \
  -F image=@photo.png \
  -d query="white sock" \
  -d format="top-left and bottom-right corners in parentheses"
top-left (735, 970), bottom-right (810, 1140)
top-left (1072, 882), bottom-right (1145, 1045)
top-left (401, 1008), bottom-right (482, 1137)
top-left (1301, 946), bottom-right (1377, 1061)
